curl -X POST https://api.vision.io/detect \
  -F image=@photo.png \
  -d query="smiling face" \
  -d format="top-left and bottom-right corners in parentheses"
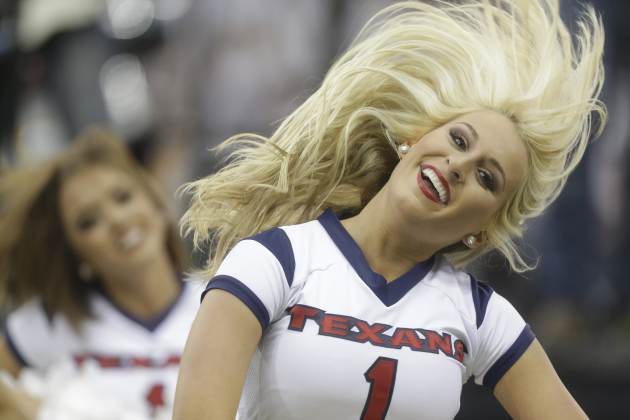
top-left (385, 109), bottom-right (528, 249)
top-left (59, 165), bottom-right (169, 280)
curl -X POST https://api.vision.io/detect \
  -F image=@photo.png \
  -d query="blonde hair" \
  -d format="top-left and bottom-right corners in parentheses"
top-left (0, 128), bottom-right (187, 327)
top-left (183, 0), bottom-right (605, 277)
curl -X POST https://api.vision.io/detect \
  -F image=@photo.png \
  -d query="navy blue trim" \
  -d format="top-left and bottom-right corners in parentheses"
top-left (95, 281), bottom-right (185, 332)
top-left (202, 275), bottom-right (270, 331)
top-left (483, 324), bottom-right (536, 390)
top-left (248, 228), bottom-right (295, 287)
top-left (2, 321), bottom-right (29, 367)
top-left (317, 209), bottom-right (435, 307)
top-left (470, 274), bottom-right (494, 328)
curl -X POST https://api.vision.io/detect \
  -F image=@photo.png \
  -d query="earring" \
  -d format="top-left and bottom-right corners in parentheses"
top-left (397, 144), bottom-right (410, 155)
top-left (463, 235), bottom-right (477, 249)
top-left (78, 262), bottom-right (94, 282)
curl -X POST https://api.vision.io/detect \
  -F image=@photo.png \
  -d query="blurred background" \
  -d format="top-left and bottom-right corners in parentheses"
top-left (0, 0), bottom-right (628, 418)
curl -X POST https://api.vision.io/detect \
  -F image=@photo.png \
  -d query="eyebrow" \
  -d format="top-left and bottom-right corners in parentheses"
top-left (457, 121), bottom-right (506, 191)
top-left (461, 121), bottom-right (479, 141)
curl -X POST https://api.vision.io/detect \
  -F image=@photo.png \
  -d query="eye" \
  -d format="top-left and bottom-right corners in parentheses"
top-left (113, 188), bottom-right (132, 204)
top-left (449, 128), bottom-right (468, 150)
top-left (76, 215), bottom-right (97, 232)
top-left (477, 168), bottom-right (497, 192)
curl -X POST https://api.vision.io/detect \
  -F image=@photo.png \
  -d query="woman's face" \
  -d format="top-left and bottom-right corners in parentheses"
top-left (385, 109), bottom-right (527, 249)
top-left (59, 165), bottom-right (169, 279)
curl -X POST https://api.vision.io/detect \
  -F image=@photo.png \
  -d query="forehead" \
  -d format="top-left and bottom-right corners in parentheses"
top-left (59, 166), bottom-right (136, 213)
top-left (454, 110), bottom-right (527, 191)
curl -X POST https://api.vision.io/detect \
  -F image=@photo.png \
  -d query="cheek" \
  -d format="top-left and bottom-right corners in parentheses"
top-left (67, 230), bottom-right (109, 263)
top-left (155, 215), bottom-right (169, 241)
top-left (460, 191), bottom-right (502, 227)
top-left (140, 202), bottom-right (169, 237)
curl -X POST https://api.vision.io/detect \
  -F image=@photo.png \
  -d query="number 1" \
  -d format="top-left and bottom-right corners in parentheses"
top-left (145, 383), bottom-right (165, 414)
top-left (360, 357), bottom-right (398, 420)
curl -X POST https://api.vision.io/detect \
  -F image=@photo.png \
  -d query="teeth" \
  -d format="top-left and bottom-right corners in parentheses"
top-left (120, 227), bottom-right (143, 250)
top-left (421, 168), bottom-right (448, 204)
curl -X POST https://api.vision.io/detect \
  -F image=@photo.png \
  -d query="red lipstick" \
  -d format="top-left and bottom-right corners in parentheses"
top-left (416, 164), bottom-right (451, 205)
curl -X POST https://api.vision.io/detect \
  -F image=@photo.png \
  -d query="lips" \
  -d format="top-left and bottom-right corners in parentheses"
top-left (417, 164), bottom-right (451, 205)
top-left (118, 226), bottom-right (144, 251)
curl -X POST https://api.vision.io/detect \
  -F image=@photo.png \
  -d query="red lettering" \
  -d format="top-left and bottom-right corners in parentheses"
top-left (98, 355), bottom-right (121, 368)
top-left (390, 328), bottom-right (425, 350)
top-left (74, 355), bottom-right (87, 367)
top-left (286, 304), bottom-right (466, 363)
top-left (72, 353), bottom-right (182, 370)
top-left (320, 314), bottom-right (351, 337)
top-left (420, 329), bottom-right (453, 357)
top-left (163, 355), bottom-right (181, 367)
top-left (453, 340), bottom-right (467, 363)
top-left (354, 321), bottom-right (389, 345)
top-left (288, 305), bottom-right (323, 331)
top-left (132, 357), bottom-right (152, 367)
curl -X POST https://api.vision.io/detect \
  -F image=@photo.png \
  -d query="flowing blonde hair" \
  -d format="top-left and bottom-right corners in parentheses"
top-left (182, 0), bottom-right (605, 277)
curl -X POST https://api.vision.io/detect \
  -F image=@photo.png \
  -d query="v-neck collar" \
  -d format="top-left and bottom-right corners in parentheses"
top-left (318, 209), bottom-right (435, 307)
top-left (94, 281), bottom-right (185, 332)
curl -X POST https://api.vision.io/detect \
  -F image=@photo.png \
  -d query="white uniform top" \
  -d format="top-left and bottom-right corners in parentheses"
top-left (203, 209), bottom-right (535, 420)
top-left (4, 281), bottom-right (202, 418)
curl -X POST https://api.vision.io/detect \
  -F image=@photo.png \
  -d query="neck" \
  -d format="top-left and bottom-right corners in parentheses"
top-left (99, 252), bottom-right (180, 320)
top-left (341, 192), bottom-right (437, 282)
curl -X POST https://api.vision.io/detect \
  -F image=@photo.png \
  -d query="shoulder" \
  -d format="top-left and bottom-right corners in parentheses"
top-left (246, 226), bottom-right (298, 287)
top-left (235, 218), bottom-right (326, 287)
top-left (424, 257), bottom-right (495, 329)
top-left (180, 276), bottom-right (208, 302)
top-left (4, 298), bottom-right (79, 369)
top-left (6, 297), bottom-right (47, 320)
top-left (203, 219), bottom-right (327, 329)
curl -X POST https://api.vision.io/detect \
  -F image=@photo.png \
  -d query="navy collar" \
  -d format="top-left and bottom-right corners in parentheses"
top-left (318, 209), bottom-right (435, 307)
top-left (94, 281), bottom-right (185, 332)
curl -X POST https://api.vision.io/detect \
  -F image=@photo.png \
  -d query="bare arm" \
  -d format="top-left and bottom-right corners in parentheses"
top-left (0, 337), bottom-right (39, 420)
top-left (0, 380), bottom-right (40, 420)
top-left (494, 339), bottom-right (587, 420)
top-left (0, 337), bottom-right (21, 378)
top-left (172, 289), bottom-right (262, 420)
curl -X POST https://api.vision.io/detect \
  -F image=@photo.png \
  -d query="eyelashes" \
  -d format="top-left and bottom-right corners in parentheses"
top-left (76, 215), bottom-right (97, 231)
top-left (113, 188), bottom-right (132, 204)
top-left (448, 128), bottom-right (497, 192)
top-left (477, 168), bottom-right (497, 192)
top-left (449, 128), bottom-right (468, 150)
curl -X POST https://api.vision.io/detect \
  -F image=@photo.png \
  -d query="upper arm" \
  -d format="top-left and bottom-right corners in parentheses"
top-left (172, 232), bottom-right (295, 420)
top-left (172, 289), bottom-right (262, 420)
top-left (0, 336), bottom-right (40, 419)
top-left (494, 339), bottom-right (587, 420)
top-left (0, 337), bottom-right (21, 377)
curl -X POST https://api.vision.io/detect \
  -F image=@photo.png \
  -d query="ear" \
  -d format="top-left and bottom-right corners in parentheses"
top-left (396, 143), bottom-right (411, 157)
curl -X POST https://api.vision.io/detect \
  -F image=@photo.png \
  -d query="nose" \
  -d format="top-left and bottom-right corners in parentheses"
top-left (106, 203), bottom-right (129, 231)
top-left (446, 157), bottom-right (470, 185)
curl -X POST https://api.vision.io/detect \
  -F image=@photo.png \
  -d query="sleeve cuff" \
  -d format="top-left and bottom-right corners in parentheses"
top-left (201, 275), bottom-right (271, 331)
top-left (482, 324), bottom-right (535, 390)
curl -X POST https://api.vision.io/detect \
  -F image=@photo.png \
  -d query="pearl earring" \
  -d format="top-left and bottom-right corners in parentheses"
top-left (463, 235), bottom-right (477, 249)
top-left (397, 144), bottom-right (410, 155)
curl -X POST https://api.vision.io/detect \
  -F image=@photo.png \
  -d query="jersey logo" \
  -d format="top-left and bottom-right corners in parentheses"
top-left (287, 304), bottom-right (467, 363)
top-left (73, 353), bottom-right (181, 369)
